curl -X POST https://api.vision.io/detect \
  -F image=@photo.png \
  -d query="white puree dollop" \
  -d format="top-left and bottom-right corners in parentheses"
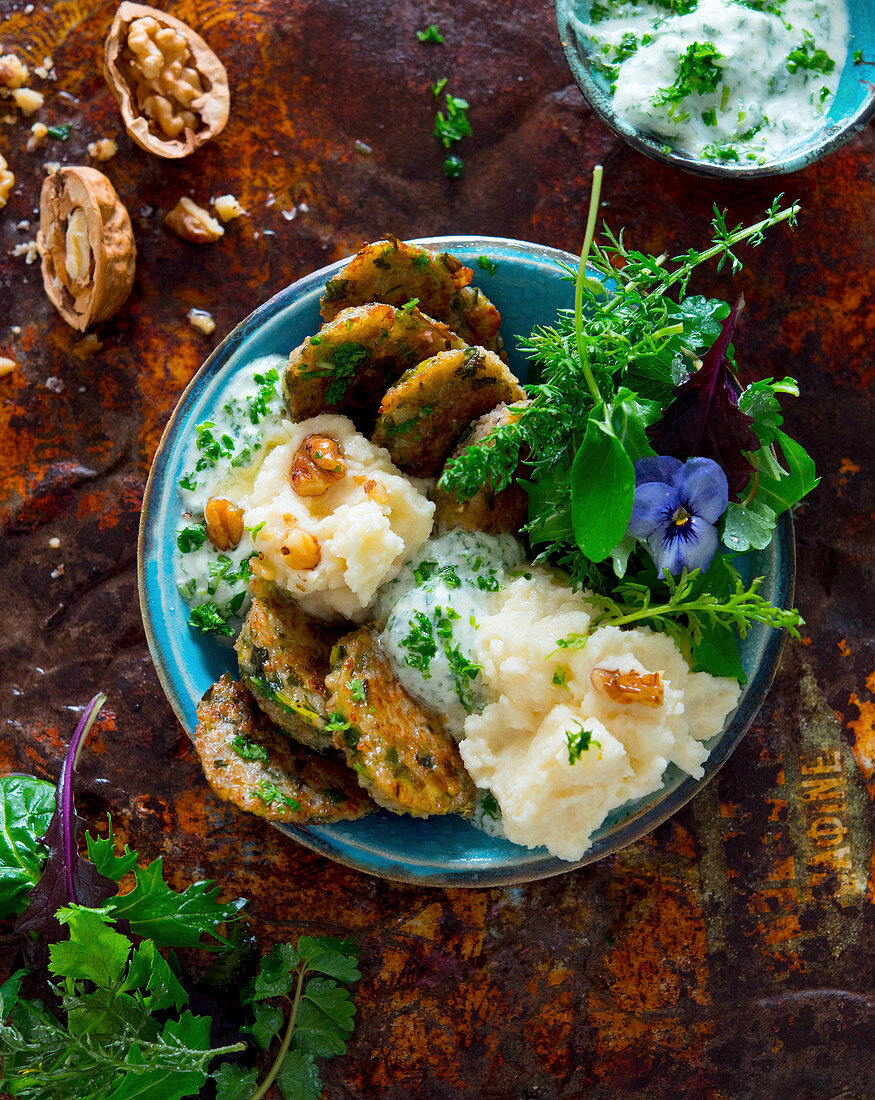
top-left (241, 414), bottom-right (434, 621)
top-left (459, 569), bottom-right (740, 861)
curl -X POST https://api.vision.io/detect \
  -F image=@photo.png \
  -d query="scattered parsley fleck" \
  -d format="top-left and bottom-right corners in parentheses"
top-left (476, 255), bottom-right (498, 275)
top-left (177, 522), bottom-right (206, 553)
top-left (401, 297), bottom-right (420, 311)
top-left (480, 790), bottom-right (500, 820)
top-left (554, 634), bottom-right (588, 652)
top-left (189, 601), bottom-right (234, 637)
top-left (350, 678), bottom-right (366, 703)
top-left (652, 41), bottom-right (723, 107)
top-left (401, 611), bottom-right (437, 676)
top-left (325, 712), bottom-right (352, 732)
top-left (326, 342), bottom-right (369, 403)
top-left (786, 36), bottom-right (835, 75)
top-left (253, 780), bottom-right (301, 812)
top-left (566, 722), bottom-right (600, 765)
top-left (552, 666), bottom-right (569, 689)
top-left (248, 520), bottom-right (266, 538)
top-left (231, 735), bottom-right (269, 763)
top-left (432, 76), bottom-right (448, 98)
top-left (46, 123), bottom-right (71, 140)
top-left (434, 93), bottom-right (472, 148)
top-left (853, 49), bottom-right (863, 65)
top-left (178, 472), bottom-right (197, 491)
top-left (417, 23), bottom-right (444, 43)
top-left (444, 154), bottom-right (464, 180)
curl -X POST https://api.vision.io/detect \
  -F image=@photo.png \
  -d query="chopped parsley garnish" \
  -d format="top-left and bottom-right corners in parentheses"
top-left (178, 472), bottom-right (197, 491)
top-left (434, 93), bottom-right (472, 148)
top-left (325, 342), bottom-right (369, 403)
top-left (248, 520), bottom-right (266, 538)
top-left (702, 142), bottom-right (740, 162)
top-left (652, 41), bottom-right (723, 107)
top-left (46, 123), bottom-right (71, 140)
top-left (177, 522), bottom-right (206, 553)
top-left (249, 368), bottom-right (280, 424)
top-left (445, 643), bottom-right (481, 712)
top-left (853, 50), bottom-right (864, 65)
top-left (480, 790), bottom-right (500, 820)
top-left (401, 297), bottom-right (420, 311)
top-left (189, 601), bottom-right (234, 637)
top-left (401, 611), bottom-right (437, 676)
top-left (253, 780), bottom-right (301, 812)
top-left (431, 76), bottom-right (448, 98)
top-left (322, 278), bottom-right (349, 303)
top-left (325, 712), bottom-right (352, 732)
top-left (417, 23), bottom-right (444, 43)
top-left (413, 253), bottom-right (432, 270)
top-left (231, 735), bottom-right (269, 763)
top-left (475, 572), bottom-right (500, 592)
top-left (552, 666), bottom-right (569, 689)
top-left (443, 154), bottom-right (464, 180)
top-left (566, 722), bottom-right (600, 765)
top-left (786, 36), bottom-right (835, 75)
top-left (476, 255), bottom-right (498, 275)
top-left (702, 107), bottom-right (717, 127)
top-left (350, 678), bottom-right (366, 702)
top-left (553, 634), bottom-right (588, 652)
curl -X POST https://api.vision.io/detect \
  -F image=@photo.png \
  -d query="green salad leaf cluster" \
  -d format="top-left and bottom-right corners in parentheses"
top-left (0, 704), bottom-right (361, 1100)
top-left (439, 170), bottom-right (814, 681)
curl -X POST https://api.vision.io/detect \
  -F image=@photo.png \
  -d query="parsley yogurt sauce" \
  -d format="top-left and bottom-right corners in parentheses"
top-left (576, 0), bottom-right (849, 164)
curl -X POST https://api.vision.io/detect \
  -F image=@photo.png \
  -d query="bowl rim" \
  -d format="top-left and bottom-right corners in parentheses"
top-left (138, 234), bottom-right (795, 887)
top-left (554, 0), bottom-right (875, 179)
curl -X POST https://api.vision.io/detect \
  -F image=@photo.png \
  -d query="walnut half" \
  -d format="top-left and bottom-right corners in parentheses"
top-left (104, 2), bottom-right (230, 159)
top-left (37, 167), bottom-right (136, 331)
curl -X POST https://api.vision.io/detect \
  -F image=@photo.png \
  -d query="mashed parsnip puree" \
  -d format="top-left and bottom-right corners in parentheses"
top-left (458, 568), bottom-right (741, 861)
top-left (242, 414), bottom-right (434, 621)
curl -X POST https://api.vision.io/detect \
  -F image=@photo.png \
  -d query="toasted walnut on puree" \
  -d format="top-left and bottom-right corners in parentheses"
top-left (37, 166), bottom-right (136, 331)
top-left (104, 2), bottom-right (230, 159)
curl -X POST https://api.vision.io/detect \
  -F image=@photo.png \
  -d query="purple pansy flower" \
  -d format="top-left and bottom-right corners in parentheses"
top-left (626, 456), bottom-right (729, 576)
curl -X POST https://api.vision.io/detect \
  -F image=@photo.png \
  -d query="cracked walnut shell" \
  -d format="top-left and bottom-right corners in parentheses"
top-left (104, 2), bottom-right (230, 159)
top-left (37, 167), bottom-right (136, 331)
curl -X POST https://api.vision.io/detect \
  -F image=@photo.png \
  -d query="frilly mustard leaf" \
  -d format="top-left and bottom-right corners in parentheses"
top-left (104, 1064), bottom-right (207, 1100)
top-left (124, 940), bottom-right (188, 1013)
top-left (0, 775), bottom-right (55, 918)
top-left (103, 858), bottom-right (245, 948)
top-left (86, 816), bottom-right (139, 882)
top-left (570, 415), bottom-right (635, 563)
top-left (739, 376), bottom-right (798, 446)
top-left (48, 906), bottom-right (132, 987)
top-left (751, 429), bottom-right (819, 515)
top-left (277, 1049), bottom-right (322, 1100)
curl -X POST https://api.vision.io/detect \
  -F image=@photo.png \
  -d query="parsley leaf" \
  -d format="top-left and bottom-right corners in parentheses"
top-left (417, 23), bottom-right (444, 43)
top-left (434, 93), bottom-right (472, 148)
top-left (566, 722), bottom-right (600, 764)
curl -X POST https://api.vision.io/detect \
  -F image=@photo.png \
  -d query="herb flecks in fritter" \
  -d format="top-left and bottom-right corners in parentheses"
top-left (193, 674), bottom-right (375, 824)
top-left (325, 627), bottom-right (476, 818)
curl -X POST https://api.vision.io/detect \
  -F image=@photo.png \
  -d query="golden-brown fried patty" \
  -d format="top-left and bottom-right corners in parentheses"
top-left (283, 302), bottom-right (464, 431)
top-left (371, 347), bottom-right (526, 478)
top-left (433, 401), bottom-right (530, 534)
top-left (324, 627), bottom-right (476, 818)
top-left (193, 674), bottom-right (374, 824)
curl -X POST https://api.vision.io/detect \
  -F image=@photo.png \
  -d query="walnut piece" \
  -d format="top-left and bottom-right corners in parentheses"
top-left (0, 154), bottom-right (13, 208)
top-left (0, 357), bottom-right (16, 378)
top-left (104, 2), bottom-right (230, 159)
top-left (279, 525), bottom-right (321, 570)
top-left (87, 137), bottom-right (118, 161)
top-left (37, 166), bottom-right (136, 331)
top-left (289, 435), bottom-right (346, 497)
top-left (212, 193), bottom-right (245, 222)
top-left (204, 497), bottom-right (244, 551)
top-left (187, 307), bottom-right (215, 334)
top-left (590, 667), bottom-right (665, 708)
top-left (0, 54), bottom-right (29, 89)
top-left (165, 196), bottom-right (223, 243)
top-left (27, 121), bottom-right (48, 151)
top-left (12, 88), bottom-right (44, 116)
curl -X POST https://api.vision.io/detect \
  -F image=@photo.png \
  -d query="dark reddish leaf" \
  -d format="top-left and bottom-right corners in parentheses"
top-left (646, 296), bottom-right (758, 498)
top-left (15, 695), bottom-right (117, 964)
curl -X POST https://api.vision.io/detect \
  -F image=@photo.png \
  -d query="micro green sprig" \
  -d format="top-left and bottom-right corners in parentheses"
top-left (437, 172), bottom-right (810, 679)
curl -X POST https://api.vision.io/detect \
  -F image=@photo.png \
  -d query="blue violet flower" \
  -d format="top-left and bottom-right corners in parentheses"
top-left (627, 456), bottom-right (729, 576)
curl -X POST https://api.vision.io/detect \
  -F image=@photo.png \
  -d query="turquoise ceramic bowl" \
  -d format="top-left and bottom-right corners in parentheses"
top-left (138, 236), bottom-right (794, 886)
top-left (556, 0), bottom-right (875, 177)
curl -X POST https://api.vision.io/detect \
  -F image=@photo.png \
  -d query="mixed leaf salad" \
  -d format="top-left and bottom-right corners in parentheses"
top-left (440, 169), bottom-right (815, 680)
top-left (0, 697), bottom-right (361, 1100)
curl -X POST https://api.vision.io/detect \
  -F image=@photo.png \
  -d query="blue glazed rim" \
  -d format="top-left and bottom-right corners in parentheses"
top-left (555, 0), bottom-right (875, 178)
top-left (138, 235), bottom-right (795, 887)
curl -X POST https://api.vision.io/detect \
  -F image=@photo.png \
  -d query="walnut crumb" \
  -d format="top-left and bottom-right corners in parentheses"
top-left (43, 161), bottom-right (61, 174)
top-left (0, 54), bottom-right (29, 89)
top-left (12, 87), bottom-right (44, 115)
top-left (0, 153), bottom-right (13, 207)
top-left (87, 137), bottom-right (118, 161)
top-left (212, 193), bottom-right (246, 222)
top-left (12, 240), bottom-right (38, 264)
top-left (0, 357), bottom-right (16, 378)
top-left (187, 307), bottom-right (215, 334)
top-left (165, 196), bottom-right (223, 243)
top-left (48, 536), bottom-right (61, 548)
top-left (26, 120), bottom-right (47, 150)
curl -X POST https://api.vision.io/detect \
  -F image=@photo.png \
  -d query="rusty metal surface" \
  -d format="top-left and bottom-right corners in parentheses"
top-left (1, 1), bottom-right (873, 1096)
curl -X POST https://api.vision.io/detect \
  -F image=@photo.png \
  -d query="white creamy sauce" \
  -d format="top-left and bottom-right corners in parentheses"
top-left (378, 530), bottom-right (526, 739)
top-left (174, 355), bottom-right (287, 632)
top-left (575, 0), bottom-right (849, 163)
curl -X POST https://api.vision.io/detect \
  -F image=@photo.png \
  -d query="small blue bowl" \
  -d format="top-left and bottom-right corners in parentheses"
top-left (138, 236), bottom-right (794, 886)
top-left (556, 0), bottom-right (875, 177)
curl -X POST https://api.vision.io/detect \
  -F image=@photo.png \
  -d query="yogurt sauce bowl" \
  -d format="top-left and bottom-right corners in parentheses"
top-left (555, 0), bottom-right (875, 177)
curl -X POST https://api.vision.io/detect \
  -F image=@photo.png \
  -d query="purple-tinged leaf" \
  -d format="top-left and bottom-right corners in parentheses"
top-left (646, 296), bottom-right (758, 499)
top-left (14, 694), bottom-right (117, 958)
